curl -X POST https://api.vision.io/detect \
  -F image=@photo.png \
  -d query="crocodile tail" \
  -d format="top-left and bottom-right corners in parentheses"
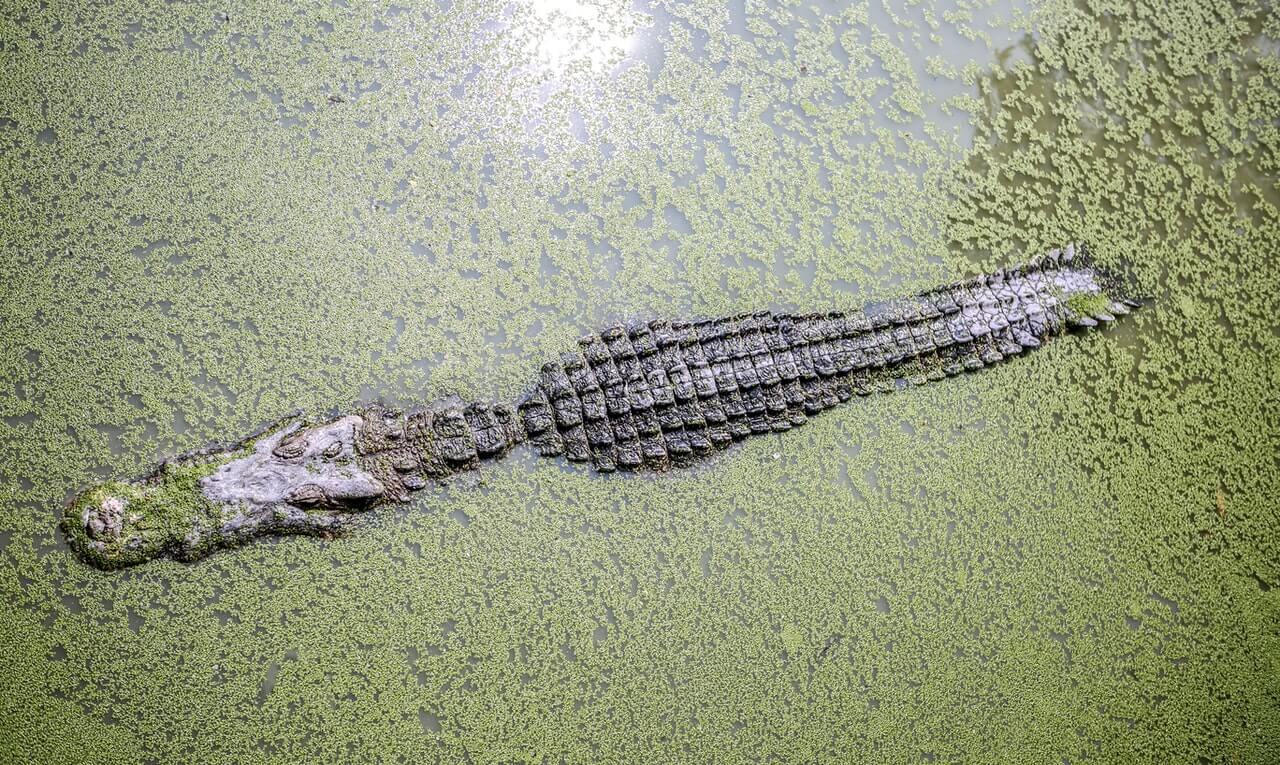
top-left (515, 243), bottom-right (1142, 474)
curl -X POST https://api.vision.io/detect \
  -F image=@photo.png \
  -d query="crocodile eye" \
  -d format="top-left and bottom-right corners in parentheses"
top-left (322, 441), bottom-right (343, 459)
top-left (286, 483), bottom-right (326, 508)
top-left (272, 434), bottom-right (307, 459)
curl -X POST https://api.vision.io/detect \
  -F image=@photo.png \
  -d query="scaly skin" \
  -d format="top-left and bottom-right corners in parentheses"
top-left (63, 243), bottom-right (1140, 569)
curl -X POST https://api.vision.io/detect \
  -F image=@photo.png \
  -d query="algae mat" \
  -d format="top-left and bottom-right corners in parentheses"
top-left (1, 0), bottom-right (1278, 762)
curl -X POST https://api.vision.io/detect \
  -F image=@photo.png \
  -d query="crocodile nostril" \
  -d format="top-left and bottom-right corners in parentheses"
top-left (286, 484), bottom-right (327, 508)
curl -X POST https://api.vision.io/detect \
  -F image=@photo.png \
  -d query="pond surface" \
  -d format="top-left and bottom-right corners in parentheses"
top-left (1, 0), bottom-right (1277, 762)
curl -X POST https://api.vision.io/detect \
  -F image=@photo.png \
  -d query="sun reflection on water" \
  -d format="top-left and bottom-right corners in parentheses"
top-left (523, 0), bottom-right (643, 71)
top-left (460, 0), bottom-right (652, 151)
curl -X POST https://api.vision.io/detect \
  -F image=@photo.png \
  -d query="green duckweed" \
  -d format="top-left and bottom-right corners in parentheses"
top-left (1064, 290), bottom-right (1112, 318)
top-left (0, 0), bottom-right (1277, 762)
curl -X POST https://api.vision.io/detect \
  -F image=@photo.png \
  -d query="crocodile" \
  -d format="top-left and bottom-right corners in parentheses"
top-left (63, 243), bottom-right (1141, 569)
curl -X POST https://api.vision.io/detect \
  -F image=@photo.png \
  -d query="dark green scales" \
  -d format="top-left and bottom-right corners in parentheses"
top-left (64, 244), bottom-right (1140, 568)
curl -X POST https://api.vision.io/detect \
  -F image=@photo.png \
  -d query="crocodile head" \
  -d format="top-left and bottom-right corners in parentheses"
top-left (64, 414), bottom-right (385, 569)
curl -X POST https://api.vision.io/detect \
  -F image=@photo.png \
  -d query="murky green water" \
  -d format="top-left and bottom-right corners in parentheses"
top-left (2, 0), bottom-right (1277, 762)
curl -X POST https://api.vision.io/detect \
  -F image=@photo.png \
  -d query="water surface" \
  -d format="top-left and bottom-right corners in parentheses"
top-left (1, 0), bottom-right (1277, 762)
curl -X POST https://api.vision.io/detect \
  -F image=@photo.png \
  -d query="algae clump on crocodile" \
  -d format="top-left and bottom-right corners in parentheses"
top-left (64, 243), bottom-right (1140, 568)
